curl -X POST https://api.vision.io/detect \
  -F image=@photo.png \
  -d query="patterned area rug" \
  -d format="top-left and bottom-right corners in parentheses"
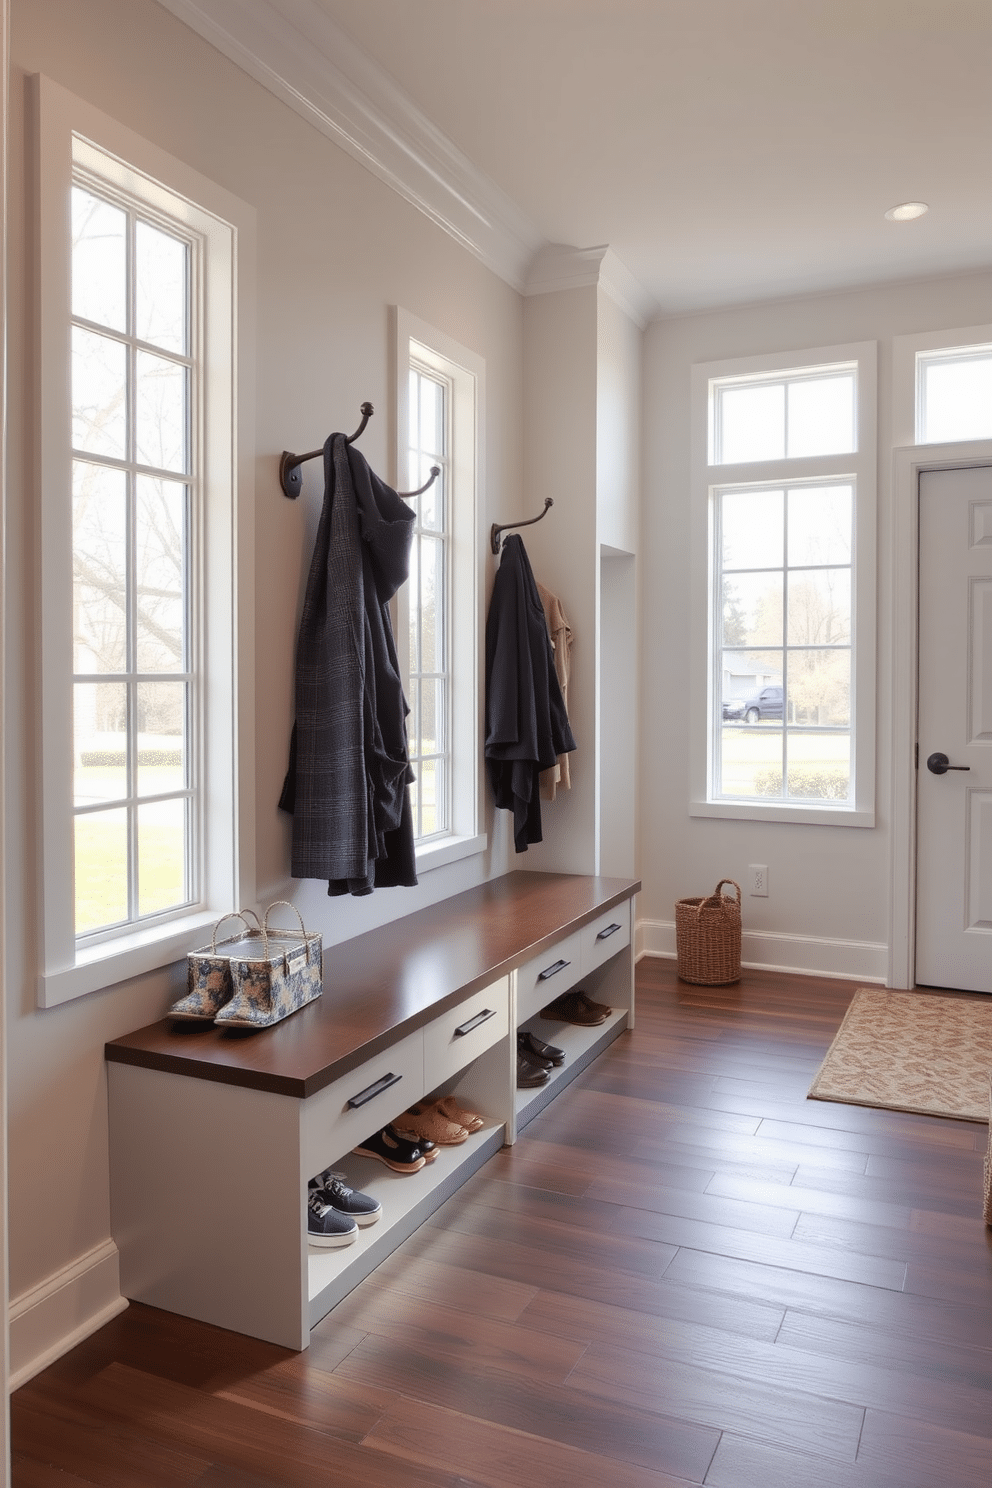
top-left (808, 988), bottom-right (992, 1121)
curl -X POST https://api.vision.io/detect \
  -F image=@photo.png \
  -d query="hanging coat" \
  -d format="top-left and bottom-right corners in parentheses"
top-left (485, 534), bottom-right (576, 851)
top-left (536, 579), bottom-right (574, 801)
top-left (279, 433), bottom-right (418, 896)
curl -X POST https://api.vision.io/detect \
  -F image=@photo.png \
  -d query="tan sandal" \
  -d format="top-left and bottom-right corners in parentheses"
top-left (393, 1102), bottom-right (469, 1146)
top-left (435, 1095), bottom-right (485, 1133)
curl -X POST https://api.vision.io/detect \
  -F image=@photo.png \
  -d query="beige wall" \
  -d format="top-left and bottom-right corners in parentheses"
top-left (640, 267), bottom-right (992, 964)
top-left (3, 0), bottom-right (523, 1344)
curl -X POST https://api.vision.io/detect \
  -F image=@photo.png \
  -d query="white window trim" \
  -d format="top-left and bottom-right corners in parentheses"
top-left (689, 340), bottom-right (877, 827)
top-left (393, 308), bottom-right (485, 870)
top-left (892, 323), bottom-right (992, 448)
top-left (35, 75), bottom-right (256, 1006)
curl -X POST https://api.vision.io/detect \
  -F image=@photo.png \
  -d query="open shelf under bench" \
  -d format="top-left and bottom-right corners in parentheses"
top-left (105, 870), bottom-right (639, 1349)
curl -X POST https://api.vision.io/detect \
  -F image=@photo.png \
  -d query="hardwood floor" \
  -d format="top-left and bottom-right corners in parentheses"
top-left (12, 960), bottom-right (992, 1487)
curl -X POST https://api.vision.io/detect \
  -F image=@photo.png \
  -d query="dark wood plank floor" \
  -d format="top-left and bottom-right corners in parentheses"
top-left (12, 961), bottom-right (992, 1487)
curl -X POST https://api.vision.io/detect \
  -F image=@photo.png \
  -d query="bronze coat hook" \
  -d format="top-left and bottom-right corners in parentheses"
top-left (280, 402), bottom-right (439, 501)
top-left (491, 497), bottom-right (554, 555)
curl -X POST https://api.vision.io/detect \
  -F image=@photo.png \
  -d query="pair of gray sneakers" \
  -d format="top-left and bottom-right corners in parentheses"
top-left (307, 1168), bottom-right (382, 1247)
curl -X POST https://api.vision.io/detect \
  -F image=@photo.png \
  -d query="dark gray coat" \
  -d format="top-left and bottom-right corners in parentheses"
top-left (485, 534), bottom-right (576, 851)
top-left (279, 434), bottom-right (418, 895)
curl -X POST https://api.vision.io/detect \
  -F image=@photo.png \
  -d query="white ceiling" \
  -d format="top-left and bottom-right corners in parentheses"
top-left (168, 0), bottom-right (992, 318)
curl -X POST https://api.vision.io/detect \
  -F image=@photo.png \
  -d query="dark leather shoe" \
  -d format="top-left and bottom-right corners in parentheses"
top-left (576, 989), bottom-right (611, 1017)
top-left (516, 1052), bottom-right (550, 1088)
top-left (516, 1032), bottom-right (553, 1071)
top-left (353, 1127), bottom-right (427, 1172)
top-left (385, 1123), bottom-right (438, 1163)
top-left (540, 990), bottom-right (608, 1026)
top-left (518, 1029), bottom-right (565, 1066)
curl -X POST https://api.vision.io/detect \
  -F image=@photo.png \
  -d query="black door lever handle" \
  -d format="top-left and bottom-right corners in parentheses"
top-left (926, 752), bottom-right (971, 775)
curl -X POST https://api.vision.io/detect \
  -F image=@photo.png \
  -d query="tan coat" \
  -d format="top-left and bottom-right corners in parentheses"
top-left (537, 582), bottom-right (574, 800)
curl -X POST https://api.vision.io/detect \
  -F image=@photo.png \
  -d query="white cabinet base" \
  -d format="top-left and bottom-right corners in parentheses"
top-left (106, 874), bottom-right (638, 1350)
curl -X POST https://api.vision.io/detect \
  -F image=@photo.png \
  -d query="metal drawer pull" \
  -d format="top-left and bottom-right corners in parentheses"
top-left (346, 1071), bottom-right (401, 1108)
top-left (596, 922), bottom-right (622, 941)
top-left (453, 1008), bottom-right (497, 1038)
top-left (538, 958), bottom-right (571, 981)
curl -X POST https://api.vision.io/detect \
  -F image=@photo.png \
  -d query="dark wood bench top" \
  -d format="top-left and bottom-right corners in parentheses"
top-left (105, 871), bottom-right (640, 1097)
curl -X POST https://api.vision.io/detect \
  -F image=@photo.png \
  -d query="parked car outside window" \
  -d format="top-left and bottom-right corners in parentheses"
top-left (723, 685), bottom-right (784, 723)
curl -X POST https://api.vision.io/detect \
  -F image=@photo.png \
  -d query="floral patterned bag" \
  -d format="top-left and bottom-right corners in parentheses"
top-left (171, 910), bottom-right (265, 1021)
top-left (213, 901), bottom-right (323, 1030)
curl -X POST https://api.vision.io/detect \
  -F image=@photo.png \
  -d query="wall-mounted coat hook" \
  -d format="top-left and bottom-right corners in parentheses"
top-left (404, 465), bottom-right (442, 498)
top-left (490, 497), bottom-right (554, 555)
top-left (280, 401), bottom-right (440, 501)
top-left (281, 402), bottom-right (374, 499)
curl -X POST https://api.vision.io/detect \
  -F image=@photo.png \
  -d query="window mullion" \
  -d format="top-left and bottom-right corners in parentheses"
top-left (126, 207), bottom-right (138, 921)
top-left (782, 493), bottom-right (790, 796)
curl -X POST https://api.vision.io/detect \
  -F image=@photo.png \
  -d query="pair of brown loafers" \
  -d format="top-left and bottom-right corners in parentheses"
top-left (540, 989), bottom-right (611, 1026)
top-left (393, 1095), bottom-right (485, 1147)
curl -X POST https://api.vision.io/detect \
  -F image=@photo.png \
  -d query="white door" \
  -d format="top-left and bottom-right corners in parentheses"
top-left (916, 463), bottom-right (992, 991)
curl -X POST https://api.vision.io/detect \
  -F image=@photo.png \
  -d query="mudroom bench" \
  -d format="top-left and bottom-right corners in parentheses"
top-left (105, 870), bottom-right (639, 1350)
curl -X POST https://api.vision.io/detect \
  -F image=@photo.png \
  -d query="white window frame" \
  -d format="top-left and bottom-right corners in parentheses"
top-left (893, 323), bottom-right (992, 448)
top-left (35, 76), bottom-right (255, 1006)
top-left (394, 309), bottom-right (485, 870)
top-left (689, 341), bottom-right (877, 826)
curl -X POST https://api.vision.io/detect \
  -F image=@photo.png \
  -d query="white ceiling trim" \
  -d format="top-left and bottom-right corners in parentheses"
top-left (154, 0), bottom-right (542, 287)
top-left (154, 0), bottom-right (655, 322)
top-left (526, 244), bottom-right (655, 328)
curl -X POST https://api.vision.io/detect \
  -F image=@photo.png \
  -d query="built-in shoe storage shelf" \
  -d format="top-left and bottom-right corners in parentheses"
top-left (106, 872), bottom-right (638, 1351)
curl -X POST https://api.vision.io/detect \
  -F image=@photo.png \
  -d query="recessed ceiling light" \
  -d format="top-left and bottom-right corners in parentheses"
top-left (885, 201), bottom-right (929, 222)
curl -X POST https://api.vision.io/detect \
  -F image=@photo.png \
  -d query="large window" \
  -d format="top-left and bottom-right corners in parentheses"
top-left (37, 77), bottom-right (254, 1005)
top-left (71, 179), bottom-right (196, 937)
top-left (395, 311), bottom-right (485, 868)
top-left (405, 360), bottom-right (451, 841)
top-left (691, 344), bottom-right (876, 826)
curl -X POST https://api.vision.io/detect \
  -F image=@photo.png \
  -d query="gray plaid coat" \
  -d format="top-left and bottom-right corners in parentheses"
top-left (279, 434), bottom-right (418, 895)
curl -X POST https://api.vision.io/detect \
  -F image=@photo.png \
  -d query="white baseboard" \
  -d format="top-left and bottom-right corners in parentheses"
top-left (7, 1238), bottom-right (128, 1391)
top-left (635, 917), bottom-right (888, 983)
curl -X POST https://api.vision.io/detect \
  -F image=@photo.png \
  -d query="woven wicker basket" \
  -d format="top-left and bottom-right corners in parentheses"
top-left (675, 879), bottom-right (742, 985)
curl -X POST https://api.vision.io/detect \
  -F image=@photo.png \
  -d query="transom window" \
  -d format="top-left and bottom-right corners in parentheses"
top-left (711, 364), bottom-right (856, 465)
top-left (917, 344), bottom-right (992, 444)
top-left (405, 361), bottom-right (451, 841)
top-left (71, 180), bottom-right (197, 938)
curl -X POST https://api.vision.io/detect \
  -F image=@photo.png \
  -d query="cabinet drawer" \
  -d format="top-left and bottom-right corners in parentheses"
top-left (515, 929), bottom-right (583, 1023)
top-left (303, 1026), bottom-right (425, 1176)
top-left (580, 902), bottom-right (631, 976)
top-left (424, 978), bottom-right (509, 1088)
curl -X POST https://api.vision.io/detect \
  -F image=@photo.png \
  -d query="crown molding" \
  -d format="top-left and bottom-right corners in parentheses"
top-left (154, 1), bottom-right (655, 318)
top-left (154, 0), bottom-right (542, 288)
top-left (524, 244), bottom-right (655, 328)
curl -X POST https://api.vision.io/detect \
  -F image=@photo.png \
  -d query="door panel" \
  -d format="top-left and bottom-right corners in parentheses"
top-left (916, 465), bottom-right (992, 990)
top-left (967, 790), bottom-right (992, 930)
top-left (972, 575), bottom-right (992, 740)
